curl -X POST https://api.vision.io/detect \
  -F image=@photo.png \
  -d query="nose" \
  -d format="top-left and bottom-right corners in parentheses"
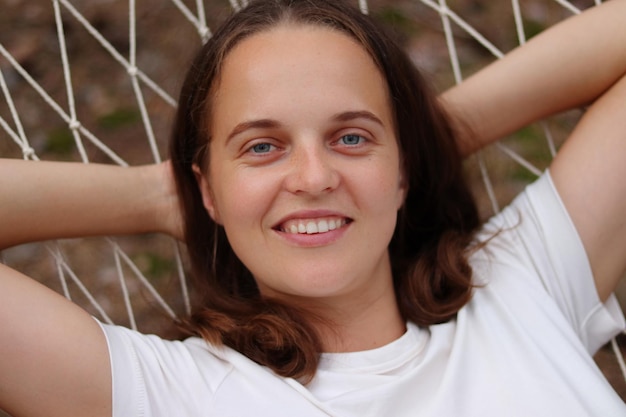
top-left (284, 142), bottom-right (340, 196)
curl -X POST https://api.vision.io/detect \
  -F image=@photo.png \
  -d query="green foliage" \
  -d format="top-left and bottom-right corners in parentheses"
top-left (45, 127), bottom-right (74, 156)
top-left (509, 125), bottom-right (540, 145)
top-left (376, 6), bottom-right (416, 38)
top-left (135, 252), bottom-right (175, 281)
top-left (506, 125), bottom-right (553, 182)
top-left (97, 108), bottom-right (141, 130)
top-left (523, 18), bottom-right (547, 40)
top-left (510, 164), bottom-right (540, 182)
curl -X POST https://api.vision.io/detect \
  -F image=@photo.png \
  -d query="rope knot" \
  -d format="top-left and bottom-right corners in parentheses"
top-left (22, 146), bottom-right (35, 158)
top-left (199, 26), bottom-right (210, 39)
top-left (127, 66), bottom-right (138, 77)
top-left (69, 119), bottom-right (81, 131)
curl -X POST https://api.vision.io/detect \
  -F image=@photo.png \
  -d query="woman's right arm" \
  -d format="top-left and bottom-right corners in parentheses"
top-left (0, 263), bottom-right (112, 417)
top-left (0, 159), bottom-right (182, 416)
top-left (0, 159), bottom-right (182, 250)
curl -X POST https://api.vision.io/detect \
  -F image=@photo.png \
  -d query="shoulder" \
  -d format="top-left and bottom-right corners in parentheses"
top-left (468, 171), bottom-right (624, 353)
top-left (473, 170), bottom-right (585, 276)
top-left (98, 322), bottom-right (232, 416)
top-left (99, 322), bottom-right (335, 417)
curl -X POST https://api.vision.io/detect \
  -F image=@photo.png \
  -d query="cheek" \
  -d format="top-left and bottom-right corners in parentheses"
top-left (212, 170), bottom-right (276, 238)
top-left (359, 159), bottom-right (405, 209)
top-left (344, 162), bottom-right (404, 239)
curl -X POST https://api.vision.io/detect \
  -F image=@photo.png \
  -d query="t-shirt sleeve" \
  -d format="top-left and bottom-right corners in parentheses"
top-left (95, 321), bottom-right (232, 417)
top-left (476, 170), bottom-right (625, 354)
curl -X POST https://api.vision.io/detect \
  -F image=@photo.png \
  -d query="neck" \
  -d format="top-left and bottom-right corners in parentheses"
top-left (259, 253), bottom-right (406, 353)
top-left (319, 300), bottom-right (406, 353)
top-left (295, 276), bottom-right (406, 353)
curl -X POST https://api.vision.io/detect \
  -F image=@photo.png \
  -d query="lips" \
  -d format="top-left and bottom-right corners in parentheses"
top-left (279, 216), bottom-right (349, 234)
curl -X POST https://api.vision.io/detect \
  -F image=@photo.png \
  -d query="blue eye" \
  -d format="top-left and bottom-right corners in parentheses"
top-left (339, 134), bottom-right (365, 146)
top-left (250, 143), bottom-right (274, 154)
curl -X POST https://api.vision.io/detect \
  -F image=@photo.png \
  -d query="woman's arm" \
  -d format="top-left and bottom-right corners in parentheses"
top-left (0, 263), bottom-right (111, 417)
top-left (442, 0), bottom-right (626, 301)
top-left (550, 73), bottom-right (626, 302)
top-left (0, 160), bottom-right (182, 415)
top-left (441, 0), bottom-right (626, 156)
top-left (0, 159), bottom-right (182, 250)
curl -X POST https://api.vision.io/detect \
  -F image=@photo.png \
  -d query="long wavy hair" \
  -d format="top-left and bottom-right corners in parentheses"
top-left (169, 0), bottom-right (480, 382)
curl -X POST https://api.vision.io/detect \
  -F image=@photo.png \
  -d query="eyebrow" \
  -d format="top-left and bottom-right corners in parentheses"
top-left (331, 110), bottom-right (385, 127)
top-left (226, 119), bottom-right (282, 143)
top-left (225, 110), bottom-right (385, 143)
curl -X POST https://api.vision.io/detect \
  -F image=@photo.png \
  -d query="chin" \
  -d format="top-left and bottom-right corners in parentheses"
top-left (259, 268), bottom-right (369, 302)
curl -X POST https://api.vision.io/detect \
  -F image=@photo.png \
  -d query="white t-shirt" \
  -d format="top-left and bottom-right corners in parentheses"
top-left (98, 172), bottom-right (626, 416)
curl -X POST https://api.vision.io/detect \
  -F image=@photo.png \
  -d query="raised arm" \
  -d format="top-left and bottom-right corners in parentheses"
top-left (0, 262), bottom-right (111, 417)
top-left (442, 0), bottom-right (626, 301)
top-left (441, 0), bottom-right (626, 155)
top-left (0, 159), bottom-right (182, 416)
top-left (0, 159), bottom-right (182, 249)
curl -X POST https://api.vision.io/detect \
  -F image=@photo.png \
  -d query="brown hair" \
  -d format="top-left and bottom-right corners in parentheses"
top-left (169, 0), bottom-right (479, 381)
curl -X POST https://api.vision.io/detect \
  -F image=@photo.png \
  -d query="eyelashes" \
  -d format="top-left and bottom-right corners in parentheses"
top-left (241, 131), bottom-right (374, 159)
top-left (248, 142), bottom-right (277, 154)
top-left (337, 134), bottom-right (367, 147)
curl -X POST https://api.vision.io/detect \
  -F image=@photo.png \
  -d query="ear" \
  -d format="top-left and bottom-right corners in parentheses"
top-left (192, 164), bottom-right (221, 224)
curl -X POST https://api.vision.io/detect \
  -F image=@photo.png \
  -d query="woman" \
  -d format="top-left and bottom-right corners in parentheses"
top-left (1, 0), bottom-right (625, 416)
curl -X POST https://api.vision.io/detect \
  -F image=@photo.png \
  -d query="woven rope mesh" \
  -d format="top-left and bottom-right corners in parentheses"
top-left (0, 0), bottom-right (624, 407)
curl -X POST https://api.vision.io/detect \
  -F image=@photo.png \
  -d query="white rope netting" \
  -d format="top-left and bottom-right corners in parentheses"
top-left (0, 0), bottom-right (624, 400)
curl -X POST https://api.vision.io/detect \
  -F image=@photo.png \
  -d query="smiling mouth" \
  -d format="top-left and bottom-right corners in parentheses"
top-left (277, 217), bottom-right (351, 235)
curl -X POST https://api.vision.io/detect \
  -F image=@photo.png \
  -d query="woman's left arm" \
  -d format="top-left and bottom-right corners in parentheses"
top-left (549, 73), bottom-right (626, 301)
top-left (441, 0), bottom-right (626, 301)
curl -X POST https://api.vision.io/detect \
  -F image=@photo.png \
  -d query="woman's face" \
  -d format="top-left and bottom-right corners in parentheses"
top-left (196, 24), bottom-right (406, 305)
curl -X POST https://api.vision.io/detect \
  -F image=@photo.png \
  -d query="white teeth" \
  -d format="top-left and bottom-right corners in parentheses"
top-left (281, 218), bottom-right (346, 235)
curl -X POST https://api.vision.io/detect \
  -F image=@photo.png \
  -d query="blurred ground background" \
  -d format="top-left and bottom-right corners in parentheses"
top-left (0, 1), bottom-right (624, 415)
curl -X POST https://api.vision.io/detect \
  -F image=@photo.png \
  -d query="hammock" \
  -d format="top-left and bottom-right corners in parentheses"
top-left (0, 0), bottom-right (624, 404)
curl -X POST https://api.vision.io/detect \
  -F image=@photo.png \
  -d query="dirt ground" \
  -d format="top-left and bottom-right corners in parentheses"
top-left (0, 1), bottom-right (624, 415)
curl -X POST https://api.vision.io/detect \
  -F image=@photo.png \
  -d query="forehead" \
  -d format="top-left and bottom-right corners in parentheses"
top-left (223, 22), bottom-right (379, 71)
top-left (210, 24), bottom-right (393, 136)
